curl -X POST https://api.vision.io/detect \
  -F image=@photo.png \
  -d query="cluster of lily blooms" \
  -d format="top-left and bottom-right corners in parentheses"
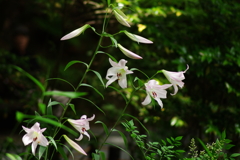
top-left (21, 7), bottom-right (189, 157)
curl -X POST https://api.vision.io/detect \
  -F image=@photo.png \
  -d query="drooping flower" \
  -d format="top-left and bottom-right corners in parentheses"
top-left (142, 80), bottom-right (172, 108)
top-left (22, 122), bottom-right (49, 156)
top-left (106, 58), bottom-right (133, 89)
top-left (60, 24), bottom-right (91, 40)
top-left (68, 114), bottom-right (95, 141)
top-left (63, 135), bottom-right (87, 156)
top-left (162, 65), bottom-right (189, 95)
top-left (113, 9), bottom-right (130, 27)
top-left (118, 44), bottom-right (142, 59)
top-left (123, 31), bottom-right (153, 44)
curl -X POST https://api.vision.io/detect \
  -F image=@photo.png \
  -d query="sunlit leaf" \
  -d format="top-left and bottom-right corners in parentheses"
top-left (44, 91), bottom-right (87, 99)
top-left (38, 146), bottom-right (47, 159)
top-left (69, 103), bottom-right (76, 115)
top-left (6, 153), bottom-right (22, 160)
top-left (112, 129), bottom-right (128, 149)
top-left (123, 114), bottom-right (149, 134)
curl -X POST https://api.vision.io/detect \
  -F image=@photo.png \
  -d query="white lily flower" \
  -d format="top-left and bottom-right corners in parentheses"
top-left (162, 65), bottom-right (189, 95)
top-left (123, 31), bottom-right (153, 44)
top-left (22, 122), bottom-right (49, 156)
top-left (106, 58), bottom-right (133, 89)
top-left (142, 80), bottom-right (172, 108)
top-left (63, 135), bottom-right (87, 156)
top-left (113, 9), bottom-right (130, 27)
top-left (118, 44), bottom-right (142, 59)
top-left (68, 114), bottom-right (95, 141)
top-left (60, 24), bottom-right (91, 40)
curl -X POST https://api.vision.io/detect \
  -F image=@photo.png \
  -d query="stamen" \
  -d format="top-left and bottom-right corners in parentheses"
top-left (117, 73), bottom-right (122, 80)
top-left (152, 92), bottom-right (157, 98)
top-left (33, 137), bottom-right (38, 141)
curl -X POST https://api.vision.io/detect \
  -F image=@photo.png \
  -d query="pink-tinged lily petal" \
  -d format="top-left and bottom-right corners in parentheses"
top-left (22, 122), bottom-right (49, 156)
top-left (32, 141), bottom-right (38, 156)
top-left (63, 135), bottom-right (87, 156)
top-left (113, 10), bottom-right (130, 27)
top-left (60, 24), bottom-right (91, 40)
top-left (141, 93), bottom-right (151, 105)
top-left (162, 65), bottom-right (189, 95)
top-left (142, 80), bottom-right (172, 108)
top-left (106, 58), bottom-right (133, 88)
top-left (123, 31), bottom-right (153, 44)
top-left (76, 134), bottom-right (83, 141)
top-left (68, 115), bottom-right (95, 141)
top-left (22, 134), bottom-right (33, 146)
top-left (118, 44), bottom-right (142, 59)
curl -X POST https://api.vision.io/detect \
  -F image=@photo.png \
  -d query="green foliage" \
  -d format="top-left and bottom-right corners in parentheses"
top-left (122, 120), bottom-right (184, 159)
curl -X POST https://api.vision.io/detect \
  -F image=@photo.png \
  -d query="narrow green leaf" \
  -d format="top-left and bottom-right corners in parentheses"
top-left (107, 0), bottom-right (111, 6)
top-left (112, 129), bottom-right (128, 149)
top-left (108, 86), bottom-right (127, 103)
top-left (95, 121), bottom-right (109, 135)
top-left (57, 144), bottom-right (68, 160)
top-left (123, 114), bottom-right (149, 134)
top-left (110, 36), bottom-right (118, 48)
top-left (92, 153), bottom-right (100, 160)
top-left (230, 153), bottom-right (240, 157)
top-left (38, 146), bottom-right (47, 159)
top-left (47, 78), bottom-right (76, 90)
top-left (98, 52), bottom-right (117, 62)
top-left (105, 142), bottom-right (134, 160)
top-left (47, 99), bottom-right (53, 115)
top-left (197, 138), bottom-right (213, 158)
top-left (48, 136), bottom-right (58, 150)
top-left (167, 138), bottom-right (172, 145)
top-left (16, 111), bottom-right (25, 122)
top-left (6, 153), bottom-right (22, 160)
top-left (38, 102), bottom-right (46, 114)
top-left (64, 60), bottom-right (88, 71)
top-left (12, 65), bottom-right (45, 93)
top-left (78, 97), bottom-right (105, 115)
top-left (130, 68), bottom-right (149, 79)
top-left (89, 69), bottom-right (105, 88)
top-left (100, 151), bottom-right (106, 160)
top-left (80, 83), bottom-right (104, 99)
top-left (69, 103), bottom-right (76, 115)
top-left (221, 130), bottom-right (226, 139)
top-left (44, 91), bottom-right (87, 99)
top-left (175, 136), bottom-right (183, 141)
top-left (16, 112), bottom-right (78, 136)
top-left (225, 144), bottom-right (235, 150)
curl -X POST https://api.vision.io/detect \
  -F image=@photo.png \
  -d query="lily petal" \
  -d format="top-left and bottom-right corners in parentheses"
top-left (22, 134), bottom-right (33, 146)
top-left (31, 141), bottom-right (38, 156)
top-left (118, 44), bottom-right (142, 59)
top-left (142, 94), bottom-right (151, 105)
top-left (75, 134), bottom-right (83, 141)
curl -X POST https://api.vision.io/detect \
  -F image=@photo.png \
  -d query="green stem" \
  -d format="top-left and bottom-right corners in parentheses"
top-left (98, 89), bottom-right (137, 151)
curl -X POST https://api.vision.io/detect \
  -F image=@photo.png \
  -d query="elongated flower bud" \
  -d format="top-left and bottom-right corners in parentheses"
top-left (118, 44), bottom-right (142, 59)
top-left (113, 10), bottom-right (130, 27)
top-left (123, 31), bottom-right (153, 44)
top-left (61, 24), bottom-right (91, 40)
top-left (63, 135), bottom-right (87, 155)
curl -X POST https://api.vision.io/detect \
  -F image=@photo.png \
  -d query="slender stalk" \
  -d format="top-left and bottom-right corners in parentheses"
top-left (98, 89), bottom-right (137, 151)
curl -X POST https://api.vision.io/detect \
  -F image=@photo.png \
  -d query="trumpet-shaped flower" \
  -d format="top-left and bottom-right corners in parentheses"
top-left (60, 24), bottom-right (91, 40)
top-left (106, 58), bottom-right (133, 89)
top-left (142, 80), bottom-right (172, 108)
top-left (118, 44), bottom-right (142, 59)
top-left (123, 31), bottom-right (153, 44)
top-left (63, 135), bottom-right (87, 156)
top-left (162, 65), bottom-right (189, 95)
top-left (113, 9), bottom-right (130, 27)
top-left (22, 122), bottom-right (49, 156)
top-left (68, 114), bottom-right (95, 141)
